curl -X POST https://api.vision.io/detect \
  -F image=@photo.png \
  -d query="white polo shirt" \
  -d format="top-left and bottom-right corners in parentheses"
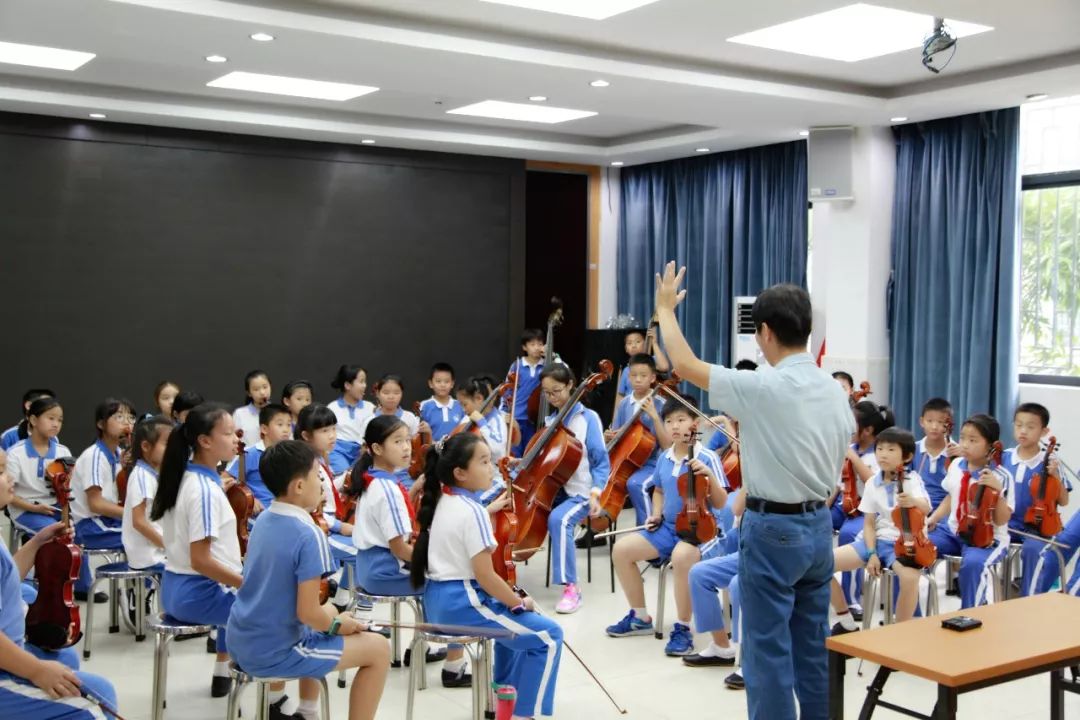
top-left (162, 464), bottom-right (242, 575)
top-left (426, 493), bottom-right (497, 581)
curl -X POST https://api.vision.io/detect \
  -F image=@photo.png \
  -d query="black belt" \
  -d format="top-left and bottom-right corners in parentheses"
top-left (746, 497), bottom-right (826, 515)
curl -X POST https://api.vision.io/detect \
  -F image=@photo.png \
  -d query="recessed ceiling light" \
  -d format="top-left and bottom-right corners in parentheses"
top-left (447, 100), bottom-right (596, 124)
top-left (695, 147), bottom-right (710, 153)
top-left (529, 95), bottom-right (548, 102)
top-left (798, 130), bottom-right (810, 137)
top-left (0, 40), bottom-right (95, 71)
top-left (890, 116), bottom-right (908, 123)
top-left (610, 161), bottom-right (624, 166)
top-left (88, 113), bottom-right (107, 119)
top-left (205, 55), bottom-right (228, 63)
top-left (250, 32), bottom-right (275, 42)
top-left (1026, 93), bottom-right (1049, 102)
top-left (360, 139), bottom-right (376, 144)
top-left (728, 4), bottom-right (993, 62)
top-left (479, 0), bottom-right (660, 20)
top-left (207, 71), bottom-right (378, 101)
top-left (590, 79), bottom-right (610, 88)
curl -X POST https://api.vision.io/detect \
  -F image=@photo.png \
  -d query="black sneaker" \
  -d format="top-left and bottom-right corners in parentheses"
top-left (211, 675), bottom-right (232, 698)
top-left (441, 666), bottom-right (473, 688)
top-left (575, 531), bottom-right (606, 549)
top-left (831, 622), bottom-right (858, 637)
top-left (206, 635), bottom-right (218, 653)
top-left (682, 652), bottom-right (736, 667)
top-left (74, 591), bottom-right (109, 604)
top-left (850, 606), bottom-right (864, 622)
top-left (268, 695), bottom-right (302, 719)
top-left (402, 646), bottom-right (447, 667)
top-left (724, 672), bottom-right (745, 690)
top-left (945, 583), bottom-right (960, 597)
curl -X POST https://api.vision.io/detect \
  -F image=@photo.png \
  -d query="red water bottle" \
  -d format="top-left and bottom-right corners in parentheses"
top-left (494, 683), bottom-right (516, 720)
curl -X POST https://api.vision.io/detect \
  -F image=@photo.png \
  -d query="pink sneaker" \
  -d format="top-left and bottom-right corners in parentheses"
top-left (555, 583), bottom-right (582, 614)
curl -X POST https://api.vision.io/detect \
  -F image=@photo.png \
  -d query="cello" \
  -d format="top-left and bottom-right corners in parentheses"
top-left (1025, 436), bottom-right (1063, 537)
top-left (892, 467), bottom-right (936, 568)
top-left (674, 432), bottom-right (718, 545)
top-left (408, 401), bottom-right (431, 480)
top-left (852, 380), bottom-right (872, 404)
top-left (526, 297), bottom-right (564, 426)
top-left (225, 430), bottom-right (255, 557)
top-left (449, 375), bottom-right (516, 441)
top-left (510, 360), bottom-right (613, 560)
top-left (25, 457), bottom-right (82, 651)
top-left (491, 374), bottom-right (520, 584)
top-left (957, 441), bottom-right (1005, 548)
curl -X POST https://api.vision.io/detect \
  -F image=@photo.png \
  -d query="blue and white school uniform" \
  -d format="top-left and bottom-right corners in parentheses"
top-left (705, 428), bottom-right (730, 454)
top-left (929, 458), bottom-right (1013, 608)
top-left (352, 469), bottom-right (416, 596)
top-left (0, 537), bottom-right (118, 719)
top-left (912, 438), bottom-right (950, 511)
top-left (225, 440), bottom-right (271, 511)
top-left (1031, 508), bottom-right (1080, 595)
top-left (506, 357), bottom-right (544, 455)
top-left (6, 437), bottom-right (70, 535)
top-left (638, 442), bottom-right (727, 561)
top-left (232, 403), bottom-right (261, 450)
top-left (447, 409), bottom-right (511, 506)
top-left (689, 550), bottom-right (741, 638)
top-left (160, 463), bottom-right (242, 653)
top-left (227, 502), bottom-right (342, 678)
top-left (1001, 447), bottom-right (1072, 596)
top-left (418, 397), bottom-right (465, 442)
top-left (121, 461), bottom-right (166, 571)
top-left (848, 470), bottom-right (929, 570)
top-left (0, 424), bottom-right (19, 451)
top-left (318, 462), bottom-right (356, 565)
top-left (610, 393), bottom-right (665, 526)
top-left (373, 406), bottom-right (420, 437)
top-left (834, 443), bottom-right (879, 606)
top-left (545, 403), bottom-right (610, 586)
top-left (328, 397), bottom-right (374, 476)
top-left (616, 365), bottom-right (631, 397)
top-left (423, 491), bottom-right (563, 718)
top-left (70, 441), bottom-right (124, 593)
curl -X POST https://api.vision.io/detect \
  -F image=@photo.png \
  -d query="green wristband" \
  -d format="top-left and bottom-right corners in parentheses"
top-left (327, 617), bottom-right (341, 636)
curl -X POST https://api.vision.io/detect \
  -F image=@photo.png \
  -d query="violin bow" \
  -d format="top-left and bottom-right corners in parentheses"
top-left (348, 614), bottom-right (518, 639)
top-left (656, 385), bottom-right (739, 446)
top-left (82, 686), bottom-right (128, 720)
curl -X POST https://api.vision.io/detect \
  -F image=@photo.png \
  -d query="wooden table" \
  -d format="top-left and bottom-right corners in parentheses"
top-left (827, 593), bottom-right (1080, 719)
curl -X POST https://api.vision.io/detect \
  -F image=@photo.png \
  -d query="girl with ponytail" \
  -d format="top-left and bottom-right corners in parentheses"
top-left (416, 432), bottom-right (565, 719)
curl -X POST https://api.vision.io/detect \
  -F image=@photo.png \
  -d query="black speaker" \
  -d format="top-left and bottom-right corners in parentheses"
top-left (580, 329), bottom-right (628, 428)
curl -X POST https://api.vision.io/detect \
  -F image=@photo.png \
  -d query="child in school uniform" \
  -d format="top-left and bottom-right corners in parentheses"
top-left (604, 354), bottom-right (669, 527)
top-left (1032, 510), bottom-right (1080, 596)
top-left (506, 329), bottom-right (546, 455)
top-left (148, 381), bottom-right (181, 421)
top-left (295, 404), bottom-right (356, 572)
top-left (831, 401), bottom-right (894, 617)
top-left (926, 414), bottom-right (1014, 609)
top-left (604, 395), bottom-right (728, 655)
top-left (412, 433), bottom-right (564, 719)
top-left (281, 380), bottom-right (314, 433)
top-left (0, 447), bottom-right (120, 719)
top-left (224, 403), bottom-right (295, 515)
top-left (328, 365), bottom-right (375, 476)
top-left (227, 441), bottom-right (390, 720)
top-left (371, 375), bottom-right (421, 437)
top-left (6, 397), bottom-right (70, 537)
top-left (534, 364), bottom-right (610, 614)
top-left (1001, 403), bottom-right (1070, 596)
top-left (121, 415), bottom-right (172, 573)
top-left (911, 398), bottom-right (958, 513)
top-left (418, 363), bottom-right (466, 442)
top-left (69, 398), bottom-right (136, 601)
top-left (832, 371), bottom-right (854, 400)
top-left (1, 388), bottom-right (56, 451)
top-left (346, 415), bottom-right (465, 684)
top-left (172, 390), bottom-right (204, 425)
top-left (233, 370), bottom-right (272, 444)
top-left (830, 428), bottom-right (931, 633)
top-left (455, 375), bottom-right (513, 506)
top-left (615, 326), bottom-right (673, 405)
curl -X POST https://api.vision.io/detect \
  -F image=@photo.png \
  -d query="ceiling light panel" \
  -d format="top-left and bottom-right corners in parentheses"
top-left (0, 40), bottom-right (95, 71)
top-left (447, 100), bottom-right (596, 124)
top-left (727, 4), bottom-right (992, 62)
top-left (207, 72), bottom-right (378, 101)
top-left (479, 0), bottom-right (661, 21)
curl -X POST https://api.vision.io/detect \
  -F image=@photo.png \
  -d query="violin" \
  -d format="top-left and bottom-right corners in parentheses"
top-left (1025, 436), bottom-right (1063, 537)
top-left (225, 430), bottom-right (255, 557)
top-left (718, 419), bottom-right (742, 491)
top-left (840, 458), bottom-right (861, 517)
top-left (674, 432), bottom-right (718, 545)
top-left (851, 380), bottom-right (872, 404)
top-left (409, 401), bottom-right (431, 480)
top-left (311, 507), bottom-right (332, 604)
top-left (943, 416), bottom-right (956, 471)
top-left (339, 470), bottom-right (357, 524)
top-left (892, 467), bottom-right (936, 568)
top-left (25, 457), bottom-right (82, 651)
top-left (510, 359), bottom-right (613, 560)
top-left (957, 441), bottom-right (1004, 549)
top-left (526, 297), bottom-right (564, 426)
top-left (449, 375), bottom-right (516, 440)
top-left (116, 428), bottom-right (133, 506)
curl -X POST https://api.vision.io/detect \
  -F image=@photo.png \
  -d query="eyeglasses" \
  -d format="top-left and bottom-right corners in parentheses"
top-left (113, 414), bottom-right (136, 424)
top-left (543, 388), bottom-right (569, 398)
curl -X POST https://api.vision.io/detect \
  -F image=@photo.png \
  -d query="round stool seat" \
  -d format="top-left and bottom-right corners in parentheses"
top-left (354, 585), bottom-right (423, 602)
top-left (412, 630), bottom-right (489, 646)
top-left (94, 561), bottom-right (159, 580)
top-left (147, 613), bottom-right (214, 636)
top-left (79, 547), bottom-right (122, 557)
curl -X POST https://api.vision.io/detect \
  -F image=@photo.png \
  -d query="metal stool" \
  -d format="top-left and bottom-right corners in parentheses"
top-left (544, 519), bottom-right (613, 591)
top-left (406, 632), bottom-right (493, 720)
top-left (938, 553), bottom-right (1004, 604)
top-left (1002, 542), bottom-right (1024, 599)
top-left (651, 558), bottom-right (673, 639)
top-left (77, 547), bottom-right (124, 599)
top-left (83, 561), bottom-right (160, 658)
top-left (861, 565), bottom-right (940, 630)
top-left (337, 586), bottom-right (423, 687)
top-left (147, 613), bottom-right (215, 720)
top-left (226, 665), bottom-right (330, 720)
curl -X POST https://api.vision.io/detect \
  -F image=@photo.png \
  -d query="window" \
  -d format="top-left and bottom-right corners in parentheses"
top-left (1019, 96), bottom-right (1080, 383)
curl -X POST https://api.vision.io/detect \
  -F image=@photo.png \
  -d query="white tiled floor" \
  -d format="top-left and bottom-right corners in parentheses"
top-left (6, 512), bottom-right (1079, 719)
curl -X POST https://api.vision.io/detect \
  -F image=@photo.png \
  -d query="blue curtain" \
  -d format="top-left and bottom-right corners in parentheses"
top-left (889, 108), bottom-right (1020, 438)
top-left (617, 141), bottom-right (808, 409)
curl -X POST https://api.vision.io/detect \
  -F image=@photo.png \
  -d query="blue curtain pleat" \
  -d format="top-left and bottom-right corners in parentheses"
top-left (889, 108), bottom-right (1020, 438)
top-left (616, 141), bottom-right (808, 409)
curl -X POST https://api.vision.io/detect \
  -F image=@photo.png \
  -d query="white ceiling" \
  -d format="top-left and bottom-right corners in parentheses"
top-left (0, 0), bottom-right (1077, 165)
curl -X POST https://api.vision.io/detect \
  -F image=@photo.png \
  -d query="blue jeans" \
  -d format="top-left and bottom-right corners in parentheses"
top-left (739, 506), bottom-right (833, 720)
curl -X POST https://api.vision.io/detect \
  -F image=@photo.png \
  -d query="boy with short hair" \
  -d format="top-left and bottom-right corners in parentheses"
top-left (418, 363), bottom-right (465, 442)
top-left (831, 371), bottom-right (854, 398)
top-left (506, 329), bottom-right (546, 455)
top-left (224, 403), bottom-right (294, 513)
top-left (911, 398), bottom-right (958, 512)
top-left (227, 441), bottom-right (390, 720)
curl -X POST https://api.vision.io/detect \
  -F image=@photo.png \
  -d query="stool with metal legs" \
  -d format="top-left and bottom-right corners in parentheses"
top-left (406, 632), bottom-right (493, 720)
top-left (83, 561), bottom-right (160, 658)
top-left (226, 665), bottom-right (330, 720)
top-left (336, 585), bottom-right (423, 688)
top-left (146, 613), bottom-right (215, 720)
